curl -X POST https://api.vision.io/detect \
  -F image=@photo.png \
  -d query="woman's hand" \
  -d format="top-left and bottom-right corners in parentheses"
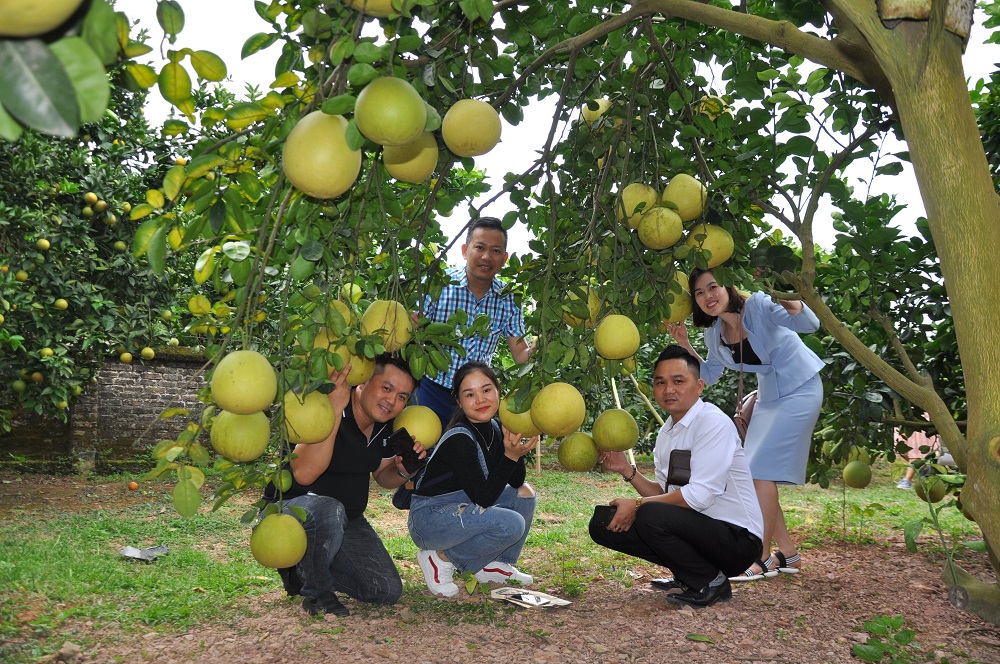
top-left (502, 425), bottom-right (538, 460)
top-left (666, 321), bottom-right (689, 345)
top-left (779, 298), bottom-right (804, 315)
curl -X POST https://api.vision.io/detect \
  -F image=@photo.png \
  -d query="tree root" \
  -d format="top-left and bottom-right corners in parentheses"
top-left (941, 562), bottom-right (1000, 626)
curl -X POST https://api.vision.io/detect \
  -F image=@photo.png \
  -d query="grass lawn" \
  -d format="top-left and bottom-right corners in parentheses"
top-left (0, 457), bottom-right (982, 662)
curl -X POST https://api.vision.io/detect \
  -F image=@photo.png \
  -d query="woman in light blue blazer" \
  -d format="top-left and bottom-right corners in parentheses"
top-left (668, 267), bottom-right (824, 581)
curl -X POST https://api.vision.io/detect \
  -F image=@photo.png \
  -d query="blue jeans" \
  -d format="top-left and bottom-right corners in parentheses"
top-left (414, 378), bottom-right (455, 430)
top-left (282, 493), bottom-right (402, 604)
top-left (408, 484), bottom-right (536, 575)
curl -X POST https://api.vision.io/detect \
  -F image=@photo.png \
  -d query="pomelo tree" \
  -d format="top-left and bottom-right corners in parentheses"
top-left (3, 0), bottom-right (1000, 623)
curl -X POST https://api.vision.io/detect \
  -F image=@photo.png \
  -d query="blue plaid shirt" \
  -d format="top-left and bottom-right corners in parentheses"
top-left (424, 265), bottom-right (526, 388)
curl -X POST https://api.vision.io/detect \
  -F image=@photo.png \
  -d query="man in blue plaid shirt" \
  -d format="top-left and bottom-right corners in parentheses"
top-left (417, 217), bottom-right (532, 426)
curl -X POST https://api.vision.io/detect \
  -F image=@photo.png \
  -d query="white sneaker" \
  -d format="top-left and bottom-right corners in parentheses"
top-left (417, 550), bottom-right (459, 597)
top-left (896, 479), bottom-right (912, 489)
top-left (475, 561), bottom-right (533, 585)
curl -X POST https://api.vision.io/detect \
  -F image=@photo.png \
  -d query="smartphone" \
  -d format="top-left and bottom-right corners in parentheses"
top-left (387, 427), bottom-right (426, 474)
top-left (592, 504), bottom-right (617, 528)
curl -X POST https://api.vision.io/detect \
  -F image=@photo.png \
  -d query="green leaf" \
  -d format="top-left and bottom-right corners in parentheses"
top-left (157, 0), bottom-right (186, 37)
top-left (241, 32), bottom-right (279, 59)
top-left (173, 478), bottom-right (201, 518)
top-left (347, 63), bottom-right (377, 87)
top-left (190, 50), bottom-right (227, 82)
top-left (158, 62), bottom-right (193, 106)
top-left (186, 154), bottom-right (226, 180)
top-left (81, 0), bottom-right (120, 66)
top-left (225, 101), bottom-right (268, 130)
top-left (146, 226), bottom-right (167, 275)
top-left (903, 518), bottom-right (923, 553)
top-left (0, 101), bottom-right (24, 141)
top-left (685, 634), bottom-right (714, 643)
top-left (162, 119), bottom-right (189, 136)
top-left (163, 165), bottom-right (186, 201)
top-left (125, 63), bottom-right (158, 90)
top-left (353, 42), bottom-right (384, 64)
top-left (50, 38), bottom-right (110, 125)
top-left (345, 118), bottom-right (365, 150)
top-left (321, 94), bottom-right (356, 116)
top-left (129, 203), bottom-right (155, 220)
top-left (0, 40), bottom-right (79, 137)
top-left (133, 218), bottom-right (163, 259)
top-left (851, 643), bottom-right (886, 662)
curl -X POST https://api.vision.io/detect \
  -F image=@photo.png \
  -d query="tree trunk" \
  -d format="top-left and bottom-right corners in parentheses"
top-left (876, 23), bottom-right (1000, 583)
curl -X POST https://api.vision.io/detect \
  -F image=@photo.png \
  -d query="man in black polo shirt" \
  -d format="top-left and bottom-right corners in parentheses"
top-left (265, 353), bottom-right (420, 616)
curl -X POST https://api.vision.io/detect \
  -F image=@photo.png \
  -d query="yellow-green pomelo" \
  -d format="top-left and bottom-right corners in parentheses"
top-left (531, 382), bottom-right (586, 437)
top-left (211, 350), bottom-right (277, 415)
top-left (662, 273), bottom-right (693, 324)
top-left (914, 475), bottom-right (947, 503)
top-left (592, 408), bottom-right (639, 452)
top-left (313, 330), bottom-right (375, 385)
top-left (617, 182), bottom-right (658, 229)
top-left (324, 299), bottom-right (355, 334)
top-left (696, 95), bottom-right (731, 121)
top-left (442, 99), bottom-right (502, 157)
top-left (344, 0), bottom-right (412, 17)
top-left (393, 405), bottom-right (443, 448)
top-left (383, 131), bottom-right (439, 183)
top-left (581, 98), bottom-right (612, 123)
top-left (54, 298), bottom-right (69, 310)
top-left (283, 389), bottom-right (335, 445)
top-left (355, 77), bottom-right (427, 147)
top-left (661, 173), bottom-right (707, 222)
top-left (282, 111), bottom-right (361, 199)
top-left (211, 410), bottom-right (271, 462)
top-left (558, 432), bottom-right (599, 471)
top-left (595, 314), bottom-right (641, 360)
top-left (499, 396), bottom-right (540, 437)
top-left (846, 446), bottom-right (871, 465)
top-left (563, 286), bottom-right (601, 328)
top-left (361, 299), bottom-right (413, 352)
top-left (842, 460), bottom-right (872, 489)
top-left (341, 283), bottom-right (364, 304)
top-left (250, 513), bottom-right (307, 569)
top-left (685, 223), bottom-right (734, 268)
top-left (0, 0), bottom-right (84, 37)
top-left (637, 207), bottom-right (684, 250)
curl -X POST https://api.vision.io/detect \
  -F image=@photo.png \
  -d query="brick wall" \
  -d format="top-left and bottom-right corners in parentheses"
top-left (0, 353), bottom-right (208, 474)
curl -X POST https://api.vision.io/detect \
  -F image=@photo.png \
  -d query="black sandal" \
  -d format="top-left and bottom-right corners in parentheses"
top-left (772, 550), bottom-right (801, 574)
top-left (729, 558), bottom-right (778, 582)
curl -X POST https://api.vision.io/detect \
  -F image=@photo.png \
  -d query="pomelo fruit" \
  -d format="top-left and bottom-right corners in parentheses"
top-left (685, 223), bottom-right (734, 268)
top-left (531, 382), bottom-right (586, 437)
top-left (558, 432), bottom-right (599, 471)
top-left (355, 77), bottom-right (427, 147)
top-left (211, 350), bottom-right (277, 415)
top-left (563, 286), bottom-right (601, 328)
top-left (442, 99), bottom-right (502, 157)
top-left (914, 475), bottom-right (947, 503)
top-left (661, 173), bottom-right (707, 222)
top-left (250, 513), bottom-right (308, 569)
top-left (283, 389), bottom-right (335, 445)
top-left (637, 207), bottom-right (683, 250)
top-left (140, 347), bottom-right (155, 361)
top-left (0, 0), bottom-right (84, 37)
top-left (282, 111), bottom-right (361, 199)
top-left (341, 283), bottom-right (364, 304)
top-left (662, 273), bottom-right (693, 324)
top-left (842, 460), bottom-right (872, 489)
top-left (498, 396), bottom-right (540, 437)
top-left (592, 408), bottom-right (639, 452)
top-left (617, 182), bottom-right (658, 229)
top-left (847, 446), bottom-right (871, 465)
top-left (581, 98), bottom-right (612, 123)
top-left (211, 410), bottom-right (271, 462)
top-left (313, 330), bottom-right (376, 385)
top-left (393, 405), bottom-right (443, 448)
top-left (361, 299), bottom-right (413, 352)
top-left (383, 131), bottom-right (439, 183)
top-left (595, 314), bottom-right (640, 360)
top-left (344, 0), bottom-right (412, 17)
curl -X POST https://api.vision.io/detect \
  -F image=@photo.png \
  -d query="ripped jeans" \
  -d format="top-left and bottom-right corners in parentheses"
top-left (408, 485), bottom-right (536, 575)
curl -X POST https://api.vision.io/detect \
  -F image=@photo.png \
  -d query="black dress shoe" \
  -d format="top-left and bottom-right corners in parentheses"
top-left (650, 577), bottom-right (687, 595)
top-left (302, 592), bottom-right (350, 617)
top-left (666, 578), bottom-right (732, 608)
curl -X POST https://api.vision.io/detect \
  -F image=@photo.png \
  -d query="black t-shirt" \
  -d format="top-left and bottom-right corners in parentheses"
top-left (264, 398), bottom-right (395, 519)
top-left (415, 419), bottom-right (526, 507)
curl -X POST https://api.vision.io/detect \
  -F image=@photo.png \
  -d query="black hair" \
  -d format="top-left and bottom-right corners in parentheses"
top-left (688, 267), bottom-right (745, 328)
top-left (445, 361), bottom-right (501, 430)
top-left (465, 217), bottom-right (508, 246)
top-left (372, 352), bottom-right (419, 389)
top-left (653, 345), bottom-right (701, 378)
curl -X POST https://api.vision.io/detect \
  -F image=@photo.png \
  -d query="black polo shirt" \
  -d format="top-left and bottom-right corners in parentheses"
top-left (265, 396), bottom-right (396, 519)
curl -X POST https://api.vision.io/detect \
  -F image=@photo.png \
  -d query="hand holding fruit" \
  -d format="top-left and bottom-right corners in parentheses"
top-left (598, 450), bottom-right (631, 476)
top-left (502, 425), bottom-right (538, 461)
top-left (665, 321), bottom-right (689, 345)
top-left (327, 365), bottom-right (353, 413)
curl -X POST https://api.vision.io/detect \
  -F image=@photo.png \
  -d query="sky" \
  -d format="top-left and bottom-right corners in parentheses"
top-left (119, 1), bottom-right (1000, 263)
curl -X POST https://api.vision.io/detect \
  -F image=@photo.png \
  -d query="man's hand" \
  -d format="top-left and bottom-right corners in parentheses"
top-left (606, 496), bottom-right (638, 532)
top-left (328, 365), bottom-right (352, 413)
top-left (599, 450), bottom-right (631, 477)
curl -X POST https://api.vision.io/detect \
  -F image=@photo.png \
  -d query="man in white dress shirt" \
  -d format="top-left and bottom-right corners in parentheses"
top-left (589, 345), bottom-right (765, 608)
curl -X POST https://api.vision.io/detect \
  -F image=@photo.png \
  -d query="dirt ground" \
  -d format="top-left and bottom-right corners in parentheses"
top-left (5, 475), bottom-right (1000, 664)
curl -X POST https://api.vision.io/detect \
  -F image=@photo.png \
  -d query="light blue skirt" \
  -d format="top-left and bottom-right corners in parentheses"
top-left (744, 373), bottom-right (822, 485)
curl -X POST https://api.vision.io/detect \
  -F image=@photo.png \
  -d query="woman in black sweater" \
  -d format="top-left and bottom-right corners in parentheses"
top-left (409, 362), bottom-right (539, 597)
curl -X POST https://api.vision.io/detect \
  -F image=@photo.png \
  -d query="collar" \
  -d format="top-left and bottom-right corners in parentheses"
top-left (448, 264), bottom-right (503, 297)
top-left (665, 398), bottom-right (707, 432)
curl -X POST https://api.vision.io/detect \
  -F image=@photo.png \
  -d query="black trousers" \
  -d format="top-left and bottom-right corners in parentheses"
top-left (589, 502), bottom-right (762, 591)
